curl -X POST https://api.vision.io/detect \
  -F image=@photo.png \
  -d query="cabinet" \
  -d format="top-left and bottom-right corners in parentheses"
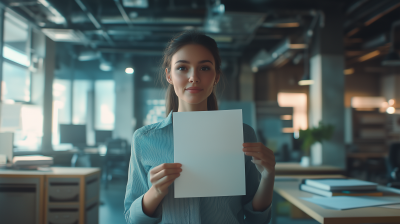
top-left (0, 167), bottom-right (100, 224)
top-left (351, 108), bottom-right (388, 153)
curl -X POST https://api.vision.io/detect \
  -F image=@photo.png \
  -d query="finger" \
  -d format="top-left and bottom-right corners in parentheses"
top-left (243, 142), bottom-right (262, 147)
top-left (244, 151), bottom-right (267, 160)
top-left (151, 168), bottom-right (182, 183)
top-left (243, 146), bottom-right (274, 154)
top-left (150, 163), bottom-right (182, 175)
top-left (159, 175), bottom-right (179, 190)
top-left (155, 173), bottom-right (180, 187)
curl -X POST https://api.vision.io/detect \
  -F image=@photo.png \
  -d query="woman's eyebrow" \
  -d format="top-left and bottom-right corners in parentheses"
top-left (174, 60), bottom-right (214, 65)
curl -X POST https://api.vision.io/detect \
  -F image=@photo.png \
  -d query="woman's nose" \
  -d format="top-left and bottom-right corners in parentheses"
top-left (188, 70), bottom-right (200, 83)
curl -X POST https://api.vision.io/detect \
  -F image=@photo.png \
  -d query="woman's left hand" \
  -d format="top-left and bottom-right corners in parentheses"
top-left (242, 143), bottom-right (276, 179)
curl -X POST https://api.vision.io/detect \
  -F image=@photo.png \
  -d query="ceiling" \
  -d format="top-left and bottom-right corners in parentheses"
top-left (2, 0), bottom-right (400, 72)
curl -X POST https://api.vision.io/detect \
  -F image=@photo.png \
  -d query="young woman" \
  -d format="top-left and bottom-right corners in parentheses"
top-left (124, 31), bottom-right (276, 224)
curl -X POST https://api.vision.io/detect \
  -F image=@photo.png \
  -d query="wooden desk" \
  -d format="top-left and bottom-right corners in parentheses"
top-left (0, 167), bottom-right (100, 224)
top-left (273, 175), bottom-right (400, 224)
top-left (275, 162), bottom-right (345, 175)
top-left (347, 152), bottom-right (388, 159)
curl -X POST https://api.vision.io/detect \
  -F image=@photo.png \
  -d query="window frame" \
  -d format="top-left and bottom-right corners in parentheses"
top-left (1, 10), bottom-right (33, 104)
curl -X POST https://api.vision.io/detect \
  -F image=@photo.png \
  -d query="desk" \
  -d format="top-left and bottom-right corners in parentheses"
top-left (0, 167), bottom-right (100, 224)
top-left (275, 162), bottom-right (345, 175)
top-left (273, 175), bottom-right (400, 224)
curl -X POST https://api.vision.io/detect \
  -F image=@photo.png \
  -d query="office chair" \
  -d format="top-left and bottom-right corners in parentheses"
top-left (103, 138), bottom-right (130, 189)
top-left (386, 143), bottom-right (400, 189)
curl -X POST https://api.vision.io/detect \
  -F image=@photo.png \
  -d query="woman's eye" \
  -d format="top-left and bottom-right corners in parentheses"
top-left (177, 67), bottom-right (187, 71)
top-left (201, 66), bottom-right (210, 71)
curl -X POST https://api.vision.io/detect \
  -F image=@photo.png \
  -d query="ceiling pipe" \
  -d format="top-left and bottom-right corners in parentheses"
top-left (113, 0), bottom-right (133, 28)
top-left (37, 0), bottom-right (66, 25)
top-left (382, 20), bottom-right (400, 66)
top-left (345, 0), bottom-right (400, 36)
top-left (75, 0), bottom-right (114, 46)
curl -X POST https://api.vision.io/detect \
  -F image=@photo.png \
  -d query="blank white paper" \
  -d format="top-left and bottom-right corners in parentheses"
top-left (173, 110), bottom-right (245, 198)
top-left (301, 196), bottom-right (400, 210)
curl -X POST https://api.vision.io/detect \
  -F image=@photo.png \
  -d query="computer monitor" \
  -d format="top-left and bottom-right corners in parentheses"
top-left (59, 124), bottom-right (87, 147)
top-left (95, 130), bottom-right (112, 144)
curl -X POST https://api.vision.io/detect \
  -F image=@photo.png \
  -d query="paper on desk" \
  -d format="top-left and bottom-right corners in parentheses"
top-left (173, 110), bottom-right (245, 198)
top-left (379, 203), bottom-right (400, 209)
top-left (301, 196), bottom-right (400, 210)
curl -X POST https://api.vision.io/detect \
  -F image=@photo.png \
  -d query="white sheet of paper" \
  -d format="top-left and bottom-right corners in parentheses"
top-left (301, 196), bottom-right (400, 210)
top-left (173, 109), bottom-right (245, 198)
top-left (380, 204), bottom-right (400, 209)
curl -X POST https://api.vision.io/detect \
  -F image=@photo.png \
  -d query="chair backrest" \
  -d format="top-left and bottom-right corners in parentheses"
top-left (388, 143), bottom-right (400, 168)
top-left (387, 143), bottom-right (400, 181)
top-left (105, 139), bottom-right (129, 156)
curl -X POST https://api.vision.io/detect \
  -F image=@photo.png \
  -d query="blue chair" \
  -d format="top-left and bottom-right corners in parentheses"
top-left (386, 143), bottom-right (400, 189)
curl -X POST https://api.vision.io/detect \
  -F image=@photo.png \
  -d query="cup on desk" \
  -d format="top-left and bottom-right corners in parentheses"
top-left (300, 156), bottom-right (310, 167)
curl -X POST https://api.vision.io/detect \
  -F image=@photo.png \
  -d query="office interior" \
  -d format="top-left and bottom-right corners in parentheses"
top-left (0, 0), bottom-right (400, 224)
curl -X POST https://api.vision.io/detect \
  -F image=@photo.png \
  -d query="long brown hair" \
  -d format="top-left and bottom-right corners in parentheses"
top-left (161, 31), bottom-right (221, 115)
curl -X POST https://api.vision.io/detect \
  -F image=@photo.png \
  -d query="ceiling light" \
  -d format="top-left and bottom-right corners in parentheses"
top-left (298, 73), bottom-right (313, 86)
top-left (387, 107), bottom-right (395, 114)
top-left (99, 61), bottom-right (112, 71)
top-left (344, 68), bottom-right (354, 75)
top-left (299, 80), bottom-right (314, 85)
top-left (358, 50), bottom-right (380, 62)
top-left (142, 74), bottom-right (151, 82)
top-left (289, 44), bottom-right (307, 49)
top-left (125, 67), bottom-right (134, 74)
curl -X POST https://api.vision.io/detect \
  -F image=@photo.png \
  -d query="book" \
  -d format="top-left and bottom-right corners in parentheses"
top-left (300, 184), bottom-right (383, 197)
top-left (303, 179), bottom-right (377, 191)
top-left (13, 155), bottom-right (53, 166)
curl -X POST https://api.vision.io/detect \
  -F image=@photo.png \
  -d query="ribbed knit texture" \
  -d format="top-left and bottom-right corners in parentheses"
top-left (124, 111), bottom-right (271, 224)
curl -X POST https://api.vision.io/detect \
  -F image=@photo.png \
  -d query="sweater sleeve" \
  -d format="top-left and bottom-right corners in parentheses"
top-left (124, 130), bottom-right (161, 224)
top-left (241, 124), bottom-right (272, 224)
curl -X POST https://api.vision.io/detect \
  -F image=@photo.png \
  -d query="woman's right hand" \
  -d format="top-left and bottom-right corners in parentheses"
top-left (149, 163), bottom-right (182, 198)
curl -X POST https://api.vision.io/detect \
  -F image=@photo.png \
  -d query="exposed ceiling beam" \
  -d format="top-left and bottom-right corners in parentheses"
top-left (74, 0), bottom-right (114, 46)
top-left (96, 47), bottom-right (241, 56)
top-left (113, 0), bottom-right (133, 28)
top-left (345, 0), bottom-right (400, 36)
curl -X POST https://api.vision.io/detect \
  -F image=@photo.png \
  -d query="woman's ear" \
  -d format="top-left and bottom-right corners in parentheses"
top-left (215, 73), bottom-right (221, 85)
top-left (165, 68), bottom-right (173, 85)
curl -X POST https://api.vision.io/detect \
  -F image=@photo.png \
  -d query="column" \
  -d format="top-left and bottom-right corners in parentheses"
top-left (41, 37), bottom-right (56, 152)
top-left (309, 9), bottom-right (346, 168)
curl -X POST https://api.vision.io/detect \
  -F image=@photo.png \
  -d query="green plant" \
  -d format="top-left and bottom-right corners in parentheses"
top-left (299, 122), bottom-right (334, 156)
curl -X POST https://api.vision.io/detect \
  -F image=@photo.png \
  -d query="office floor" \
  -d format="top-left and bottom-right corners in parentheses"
top-left (99, 178), bottom-right (319, 224)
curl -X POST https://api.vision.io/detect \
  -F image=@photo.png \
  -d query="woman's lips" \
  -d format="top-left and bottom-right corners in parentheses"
top-left (185, 87), bottom-right (203, 93)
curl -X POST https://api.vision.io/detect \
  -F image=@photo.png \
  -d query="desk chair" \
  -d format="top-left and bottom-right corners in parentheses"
top-left (386, 143), bottom-right (400, 189)
top-left (103, 138), bottom-right (130, 189)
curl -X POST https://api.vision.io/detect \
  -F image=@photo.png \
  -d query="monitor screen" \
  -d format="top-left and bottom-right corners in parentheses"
top-left (59, 124), bottom-right (86, 147)
top-left (95, 130), bottom-right (112, 144)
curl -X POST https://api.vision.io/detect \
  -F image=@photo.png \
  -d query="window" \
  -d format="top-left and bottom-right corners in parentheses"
top-left (52, 79), bottom-right (71, 145)
top-left (13, 104), bottom-right (43, 151)
top-left (277, 92), bottom-right (308, 133)
top-left (1, 11), bottom-right (31, 102)
top-left (72, 80), bottom-right (92, 124)
top-left (95, 80), bottom-right (115, 130)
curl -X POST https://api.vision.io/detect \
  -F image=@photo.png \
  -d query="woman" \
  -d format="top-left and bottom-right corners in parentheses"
top-left (124, 31), bottom-right (276, 224)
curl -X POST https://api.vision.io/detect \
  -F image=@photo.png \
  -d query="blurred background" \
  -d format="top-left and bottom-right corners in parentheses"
top-left (0, 0), bottom-right (400, 223)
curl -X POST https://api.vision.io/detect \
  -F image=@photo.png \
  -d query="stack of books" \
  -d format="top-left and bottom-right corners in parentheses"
top-left (299, 179), bottom-right (383, 197)
top-left (12, 155), bottom-right (53, 170)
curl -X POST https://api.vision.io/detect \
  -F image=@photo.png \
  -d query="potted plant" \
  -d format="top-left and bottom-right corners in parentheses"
top-left (298, 122), bottom-right (334, 166)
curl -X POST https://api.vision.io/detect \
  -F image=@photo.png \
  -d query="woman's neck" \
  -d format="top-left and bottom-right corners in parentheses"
top-left (178, 99), bottom-right (208, 112)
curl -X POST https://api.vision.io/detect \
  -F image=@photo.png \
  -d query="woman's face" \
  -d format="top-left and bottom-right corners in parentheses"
top-left (166, 44), bottom-right (219, 109)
